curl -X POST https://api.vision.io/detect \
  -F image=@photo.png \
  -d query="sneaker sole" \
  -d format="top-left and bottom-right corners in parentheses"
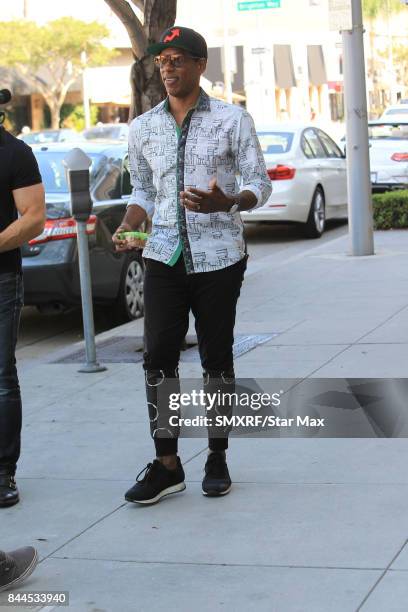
top-left (125, 482), bottom-right (186, 505)
top-left (202, 484), bottom-right (232, 497)
top-left (0, 548), bottom-right (39, 593)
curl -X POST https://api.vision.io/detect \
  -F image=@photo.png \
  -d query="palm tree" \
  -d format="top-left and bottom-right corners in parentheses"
top-left (362, 0), bottom-right (404, 113)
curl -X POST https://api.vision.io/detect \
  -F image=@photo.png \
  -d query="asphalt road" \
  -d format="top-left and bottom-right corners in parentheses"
top-left (16, 219), bottom-right (348, 364)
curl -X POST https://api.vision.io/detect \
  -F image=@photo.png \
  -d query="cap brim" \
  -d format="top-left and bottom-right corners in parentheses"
top-left (147, 41), bottom-right (201, 56)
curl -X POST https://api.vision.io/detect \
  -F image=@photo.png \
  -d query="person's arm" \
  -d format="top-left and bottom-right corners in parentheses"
top-left (232, 110), bottom-right (272, 210)
top-left (181, 110), bottom-right (271, 214)
top-left (0, 183), bottom-right (45, 253)
top-left (0, 140), bottom-right (45, 253)
top-left (113, 119), bottom-right (156, 251)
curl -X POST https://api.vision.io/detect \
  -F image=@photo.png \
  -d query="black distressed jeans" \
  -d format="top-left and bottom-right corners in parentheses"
top-left (0, 271), bottom-right (23, 476)
top-left (143, 254), bottom-right (247, 456)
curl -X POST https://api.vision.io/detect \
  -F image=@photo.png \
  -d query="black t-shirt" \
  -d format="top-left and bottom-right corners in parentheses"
top-left (0, 128), bottom-right (42, 273)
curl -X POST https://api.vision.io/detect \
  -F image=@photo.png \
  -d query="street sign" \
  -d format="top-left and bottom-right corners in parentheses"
top-left (237, 0), bottom-right (281, 11)
top-left (251, 47), bottom-right (267, 54)
top-left (328, 0), bottom-right (352, 31)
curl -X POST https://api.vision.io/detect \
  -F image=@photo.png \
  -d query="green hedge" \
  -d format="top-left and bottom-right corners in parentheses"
top-left (372, 190), bottom-right (408, 230)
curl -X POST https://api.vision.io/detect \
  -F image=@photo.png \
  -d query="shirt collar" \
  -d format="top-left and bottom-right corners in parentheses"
top-left (161, 87), bottom-right (211, 114)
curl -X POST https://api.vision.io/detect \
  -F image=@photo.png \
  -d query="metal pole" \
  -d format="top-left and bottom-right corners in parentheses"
top-left (76, 220), bottom-right (106, 373)
top-left (342, 0), bottom-right (375, 256)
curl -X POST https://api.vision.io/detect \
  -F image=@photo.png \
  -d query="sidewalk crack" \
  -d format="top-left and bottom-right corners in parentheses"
top-left (355, 538), bottom-right (408, 611)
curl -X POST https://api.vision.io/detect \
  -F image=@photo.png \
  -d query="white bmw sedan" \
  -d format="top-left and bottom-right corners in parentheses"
top-left (241, 124), bottom-right (348, 238)
top-left (368, 120), bottom-right (408, 192)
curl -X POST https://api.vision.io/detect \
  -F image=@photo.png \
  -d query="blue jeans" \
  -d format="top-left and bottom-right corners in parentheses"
top-left (0, 271), bottom-right (23, 476)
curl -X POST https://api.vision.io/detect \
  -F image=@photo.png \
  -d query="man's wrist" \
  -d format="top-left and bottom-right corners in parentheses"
top-left (117, 222), bottom-right (132, 232)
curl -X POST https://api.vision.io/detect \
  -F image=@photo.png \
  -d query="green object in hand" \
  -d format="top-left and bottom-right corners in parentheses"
top-left (117, 231), bottom-right (149, 241)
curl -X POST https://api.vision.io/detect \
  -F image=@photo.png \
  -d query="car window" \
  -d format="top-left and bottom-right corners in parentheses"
top-left (83, 127), bottom-right (118, 140)
top-left (256, 132), bottom-right (294, 154)
top-left (121, 155), bottom-right (132, 196)
top-left (83, 126), bottom-right (128, 140)
top-left (22, 131), bottom-right (60, 144)
top-left (92, 157), bottom-right (122, 201)
top-left (303, 129), bottom-right (327, 158)
top-left (384, 108), bottom-right (408, 116)
top-left (317, 130), bottom-right (343, 158)
top-left (301, 135), bottom-right (315, 158)
top-left (34, 151), bottom-right (104, 193)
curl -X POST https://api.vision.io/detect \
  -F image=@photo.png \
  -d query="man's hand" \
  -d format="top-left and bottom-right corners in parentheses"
top-left (112, 224), bottom-right (145, 251)
top-left (112, 205), bottom-right (149, 251)
top-left (181, 178), bottom-right (233, 214)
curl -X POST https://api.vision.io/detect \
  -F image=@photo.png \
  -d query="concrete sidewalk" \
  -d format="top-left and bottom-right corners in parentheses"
top-left (2, 229), bottom-right (408, 612)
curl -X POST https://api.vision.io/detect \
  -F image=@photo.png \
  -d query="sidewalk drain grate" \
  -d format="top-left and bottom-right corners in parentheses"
top-left (180, 333), bottom-right (278, 362)
top-left (53, 333), bottom-right (277, 365)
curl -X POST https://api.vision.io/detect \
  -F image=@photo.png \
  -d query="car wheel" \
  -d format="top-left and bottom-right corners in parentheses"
top-left (304, 187), bottom-right (325, 238)
top-left (114, 253), bottom-right (144, 324)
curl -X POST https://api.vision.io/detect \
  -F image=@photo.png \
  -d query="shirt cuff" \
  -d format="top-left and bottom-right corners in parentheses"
top-left (240, 184), bottom-right (262, 209)
top-left (127, 196), bottom-right (155, 217)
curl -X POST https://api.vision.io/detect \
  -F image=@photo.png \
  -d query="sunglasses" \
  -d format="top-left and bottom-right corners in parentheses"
top-left (154, 54), bottom-right (202, 68)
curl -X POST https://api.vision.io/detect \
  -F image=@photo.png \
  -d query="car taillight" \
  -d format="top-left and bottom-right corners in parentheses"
top-left (391, 152), bottom-right (408, 162)
top-left (267, 165), bottom-right (296, 180)
top-left (29, 215), bottom-right (97, 245)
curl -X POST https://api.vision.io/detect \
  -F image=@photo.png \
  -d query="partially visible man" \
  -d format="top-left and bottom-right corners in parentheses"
top-left (0, 547), bottom-right (38, 592)
top-left (0, 125), bottom-right (45, 507)
top-left (113, 26), bottom-right (271, 505)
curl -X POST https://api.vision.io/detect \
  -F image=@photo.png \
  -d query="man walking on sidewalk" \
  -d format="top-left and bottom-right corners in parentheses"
top-left (0, 126), bottom-right (45, 507)
top-left (113, 27), bottom-right (271, 505)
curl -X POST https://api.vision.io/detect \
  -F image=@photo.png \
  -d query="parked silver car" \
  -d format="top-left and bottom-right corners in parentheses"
top-left (19, 129), bottom-right (84, 144)
top-left (82, 123), bottom-right (129, 141)
top-left (368, 120), bottom-right (408, 192)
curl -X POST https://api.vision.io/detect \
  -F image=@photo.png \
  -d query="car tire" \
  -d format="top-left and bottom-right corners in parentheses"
top-left (304, 187), bottom-right (325, 239)
top-left (113, 253), bottom-right (144, 324)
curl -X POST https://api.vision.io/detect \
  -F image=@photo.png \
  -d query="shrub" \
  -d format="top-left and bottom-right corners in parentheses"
top-left (372, 190), bottom-right (408, 230)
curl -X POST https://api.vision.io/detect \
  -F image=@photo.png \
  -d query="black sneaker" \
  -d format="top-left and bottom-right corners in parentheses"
top-left (0, 476), bottom-right (19, 508)
top-left (125, 458), bottom-right (186, 505)
top-left (0, 547), bottom-right (38, 592)
top-left (202, 452), bottom-right (232, 496)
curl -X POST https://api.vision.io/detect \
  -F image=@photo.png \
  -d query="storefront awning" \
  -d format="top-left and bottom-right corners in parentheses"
top-left (308, 45), bottom-right (327, 86)
top-left (273, 45), bottom-right (296, 89)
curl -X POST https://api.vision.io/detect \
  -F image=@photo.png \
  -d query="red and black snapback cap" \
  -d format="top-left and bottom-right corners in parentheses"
top-left (147, 26), bottom-right (207, 59)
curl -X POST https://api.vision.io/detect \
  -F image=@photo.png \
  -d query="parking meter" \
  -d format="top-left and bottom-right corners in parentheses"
top-left (62, 148), bottom-right (106, 373)
top-left (62, 148), bottom-right (93, 221)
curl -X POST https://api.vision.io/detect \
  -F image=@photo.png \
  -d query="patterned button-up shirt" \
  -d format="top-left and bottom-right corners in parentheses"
top-left (127, 89), bottom-right (272, 274)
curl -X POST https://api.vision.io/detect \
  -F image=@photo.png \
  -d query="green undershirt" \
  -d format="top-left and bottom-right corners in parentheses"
top-left (166, 122), bottom-right (182, 266)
